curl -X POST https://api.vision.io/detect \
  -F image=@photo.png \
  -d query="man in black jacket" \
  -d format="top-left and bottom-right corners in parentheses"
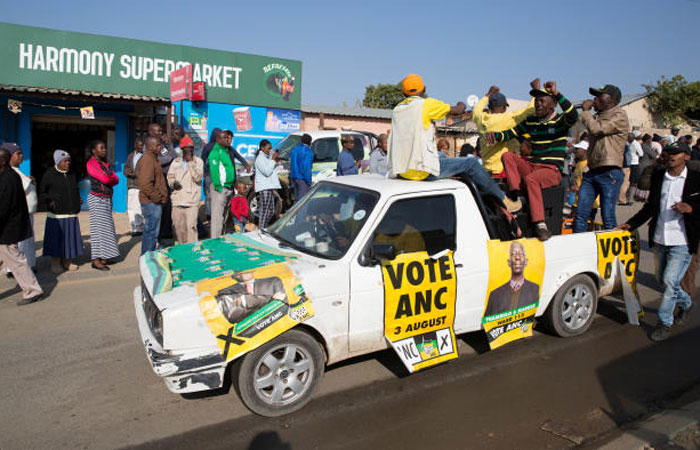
top-left (0, 148), bottom-right (43, 305)
top-left (619, 142), bottom-right (700, 340)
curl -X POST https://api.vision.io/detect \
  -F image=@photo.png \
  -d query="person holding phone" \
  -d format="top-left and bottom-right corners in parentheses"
top-left (254, 139), bottom-right (281, 229)
top-left (167, 136), bottom-right (203, 244)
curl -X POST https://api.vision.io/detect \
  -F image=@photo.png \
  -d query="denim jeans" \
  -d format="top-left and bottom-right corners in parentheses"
top-left (141, 202), bottom-right (162, 255)
top-left (233, 217), bottom-right (247, 234)
top-left (654, 244), bottom-right (693, 326)
top-left (428, 154), bottom-right (505, 201)
top-left (573, 168), bottom-right (624, 232)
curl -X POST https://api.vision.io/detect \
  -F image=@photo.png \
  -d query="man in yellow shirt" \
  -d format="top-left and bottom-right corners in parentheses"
top-left (473, 81), bottom-right (536, 175)
top-left (388, 74), bottom-right (521, 212)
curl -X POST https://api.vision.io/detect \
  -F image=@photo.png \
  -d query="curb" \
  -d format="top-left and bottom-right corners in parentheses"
top-left (595, 398), bottom-right (700, 449)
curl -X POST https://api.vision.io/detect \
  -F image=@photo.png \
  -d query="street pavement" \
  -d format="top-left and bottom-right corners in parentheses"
top-left (1, 205), bottom-right (699, 450)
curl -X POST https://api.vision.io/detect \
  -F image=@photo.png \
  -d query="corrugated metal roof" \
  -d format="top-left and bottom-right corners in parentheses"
top-left (572, 92), bottom-right (648, 107)
top-left (0, 84), bottom-right (169, 103)
top-left (301, 104), bottom-right (393, 119)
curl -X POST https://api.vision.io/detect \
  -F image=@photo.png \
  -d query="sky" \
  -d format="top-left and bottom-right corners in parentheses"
top-left (1, 0), bottom-right (699, 107)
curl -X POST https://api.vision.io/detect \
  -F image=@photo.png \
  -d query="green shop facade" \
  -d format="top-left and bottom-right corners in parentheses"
top-left (0, 22), bottom-right (302, 212)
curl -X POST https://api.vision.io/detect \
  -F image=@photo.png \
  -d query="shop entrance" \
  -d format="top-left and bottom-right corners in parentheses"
top-left (30, 115), bottom-right (116, 194)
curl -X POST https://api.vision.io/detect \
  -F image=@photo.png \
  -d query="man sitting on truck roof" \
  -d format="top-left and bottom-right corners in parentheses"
top-left (485, 80), bottom-right (578, 241)
top-left (388, 73), bottom-right (521, 214)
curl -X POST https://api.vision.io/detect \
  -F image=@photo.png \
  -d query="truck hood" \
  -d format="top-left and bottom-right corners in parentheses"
top-left (140, 232), bottom-right (322, 311)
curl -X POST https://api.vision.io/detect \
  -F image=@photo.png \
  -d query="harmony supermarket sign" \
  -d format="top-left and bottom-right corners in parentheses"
top-left (0, 23), bottom-right (302, 109)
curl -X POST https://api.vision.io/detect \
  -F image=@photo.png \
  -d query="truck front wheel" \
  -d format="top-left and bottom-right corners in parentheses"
top-left (236, 329), bottom-right (324, 417)
top-left (543, 274), bottom-right (598, 337)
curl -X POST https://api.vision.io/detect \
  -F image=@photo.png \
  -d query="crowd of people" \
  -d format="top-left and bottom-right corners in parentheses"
top-left (381, 73), bottom-right (700, 341)
top-left (2, 74), bottom-right (699, 340)
top-left (0, 122), bottom-right (294, 306)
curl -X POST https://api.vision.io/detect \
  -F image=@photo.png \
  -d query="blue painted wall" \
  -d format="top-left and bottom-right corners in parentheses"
top-left (0, 95), bottom-right (131, 212)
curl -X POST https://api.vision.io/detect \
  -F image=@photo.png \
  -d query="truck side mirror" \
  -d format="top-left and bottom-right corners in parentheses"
top-left (370, 243), bottom-right (396, 262)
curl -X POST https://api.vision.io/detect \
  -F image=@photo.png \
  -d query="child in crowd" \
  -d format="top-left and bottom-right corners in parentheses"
top-left (230, 180), bottom-right (249, 233)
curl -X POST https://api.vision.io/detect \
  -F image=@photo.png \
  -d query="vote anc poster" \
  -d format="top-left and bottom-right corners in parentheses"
top-left (382, 251), bottom-right (458, 373)
top-left (196, 261), bottom-right (314, 363)
top-left (483, 239), bottom-right (545, 350)
top-left (140, 234), bottom-right (314, 364)
top-left (596, 230), bottom-right (643, 323)
top-left (596, 230), bottom-right (639, 288)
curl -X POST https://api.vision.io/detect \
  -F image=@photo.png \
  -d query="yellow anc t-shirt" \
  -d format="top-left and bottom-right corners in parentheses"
top-left (472, 96), bottom-right (535, 174)
top-left (399, 97), bottom-right (451, 181)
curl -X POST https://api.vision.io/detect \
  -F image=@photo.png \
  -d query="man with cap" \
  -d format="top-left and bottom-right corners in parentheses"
top-left (669, 126), bottom-right (680, 144)
top-left (618, 142), bottom-right (700, 341)
top-left (473, 81), bottom-right (535, 176)
top-left (0, 146), bottom-right (44, 305)
top-left (485, 80), bottom-right (579, 240)
top-left (167, 135), bottom-right (203, 244)
top-left (388, 74), bottom-right (521, 213)
top-left (573, 84), bottom-right (630, 233)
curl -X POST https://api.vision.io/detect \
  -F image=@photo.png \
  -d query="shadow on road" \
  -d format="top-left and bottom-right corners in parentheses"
top-left (596, 322), bottom-right (700, 428)
top-left (248, 432), bottom-right (291, 450)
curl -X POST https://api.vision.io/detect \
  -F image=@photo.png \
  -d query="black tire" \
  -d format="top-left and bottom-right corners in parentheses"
top-left (236, 329), bottom-right (325, 417)
top-left (543, 274), bottom-right (598, 337)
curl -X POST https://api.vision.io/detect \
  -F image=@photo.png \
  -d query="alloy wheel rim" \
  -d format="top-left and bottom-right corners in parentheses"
top-left (253, 343), bottom-right (313, 405)
top-left (561, 284), bottom-right (593, 330)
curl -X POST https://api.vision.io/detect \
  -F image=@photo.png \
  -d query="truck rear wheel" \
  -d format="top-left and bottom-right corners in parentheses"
top-left (235, 329), bottom-right (324, 417)
top-left (543, 274), bottom-right (597, 337)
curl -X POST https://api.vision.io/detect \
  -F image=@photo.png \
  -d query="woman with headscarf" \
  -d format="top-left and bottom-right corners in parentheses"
top-left (86, 140), bottom-right (120, 271)
top-left (40, 150), bottom-right (83, 273)
top-left (254, 139), bottom-right (281, 229)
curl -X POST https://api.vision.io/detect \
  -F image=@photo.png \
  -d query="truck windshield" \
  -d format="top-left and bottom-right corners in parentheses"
top-left (273, 135), bottom-right (302, 160)
top-left (267, 182), bottom-right (379, 259)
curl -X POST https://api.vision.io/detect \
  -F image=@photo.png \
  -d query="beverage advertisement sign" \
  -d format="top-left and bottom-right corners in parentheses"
top-left (178, 101), bottom-right (299, 159)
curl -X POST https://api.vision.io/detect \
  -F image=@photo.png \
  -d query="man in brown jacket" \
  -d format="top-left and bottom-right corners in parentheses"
top-left (573, 84), bottom-right (630, 232)
top-left (138, 135), bottom-right (168, 254)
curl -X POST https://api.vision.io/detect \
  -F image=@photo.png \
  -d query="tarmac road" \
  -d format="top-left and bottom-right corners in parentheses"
top-left (1, 207), bottom-right (699, 450)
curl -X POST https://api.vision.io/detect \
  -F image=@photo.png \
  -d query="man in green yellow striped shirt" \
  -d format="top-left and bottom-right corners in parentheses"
top-left (485, 81), bottom-right (578, 240)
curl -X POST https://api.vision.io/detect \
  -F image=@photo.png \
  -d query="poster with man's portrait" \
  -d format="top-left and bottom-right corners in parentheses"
top-left (483, 239), bottom-right (545, 349)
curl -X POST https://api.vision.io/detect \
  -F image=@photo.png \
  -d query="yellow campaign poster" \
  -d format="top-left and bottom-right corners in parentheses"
top-left (382, 250), bottom-right (458, 373)
top-left (483, 239), bottom-right (545, 349)
top-left (596, 230), bottom-right (639, 288)
top-left (195, 262), bottom-right (314, 363)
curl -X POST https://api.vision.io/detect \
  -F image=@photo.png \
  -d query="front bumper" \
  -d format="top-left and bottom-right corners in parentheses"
top-left (133, 286), bottom-right (227, 394)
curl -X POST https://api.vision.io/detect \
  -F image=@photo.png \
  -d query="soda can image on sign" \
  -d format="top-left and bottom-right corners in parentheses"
top-left (233, 107), bottom-right (252, 131)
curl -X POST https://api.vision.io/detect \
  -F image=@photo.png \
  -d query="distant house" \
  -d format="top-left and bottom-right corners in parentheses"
top-left (301, 104), bottom-right (391, 135)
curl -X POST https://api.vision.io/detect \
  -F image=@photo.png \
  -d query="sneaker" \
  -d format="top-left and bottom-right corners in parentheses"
top-left (503, 197), bottom-right (522, 213)
top-left (17, 294), bottom-right (44, 306)
top-left (675, 304), bottom-right (694, 326)
top-left (536, 225), bottom-right (552, 241)
top-left (51, 264), bottom-right (64, 274)
top-left (650, 324), bottom-right (672, 341)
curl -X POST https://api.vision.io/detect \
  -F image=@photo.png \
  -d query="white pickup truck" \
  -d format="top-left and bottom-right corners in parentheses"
top-left (134, 175), bottom-right (638, 417)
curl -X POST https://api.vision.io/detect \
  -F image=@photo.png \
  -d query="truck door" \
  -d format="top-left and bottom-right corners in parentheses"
top-left (348, 192), bottom-right (459, 354)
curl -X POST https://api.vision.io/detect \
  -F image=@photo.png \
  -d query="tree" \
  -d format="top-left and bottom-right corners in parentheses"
top-left (363, 83), bottom-right (404, 110)
top-left (643, 75), bottom-right (700, 125)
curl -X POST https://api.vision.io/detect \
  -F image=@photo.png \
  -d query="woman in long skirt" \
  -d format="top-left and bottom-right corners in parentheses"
top-left (40, 150), bottom-right (83, 273)
top-left (86, 140), bottom-right (120, 271)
